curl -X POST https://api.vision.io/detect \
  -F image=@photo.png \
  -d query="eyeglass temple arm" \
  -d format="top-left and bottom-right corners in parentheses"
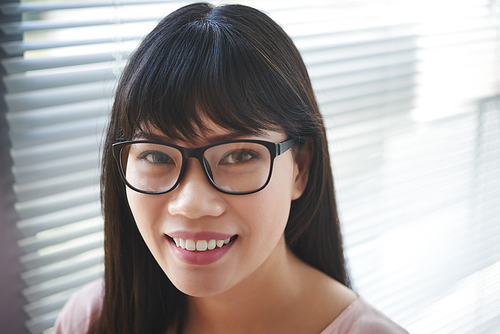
top-left (277, 138), bottom-right (296, 156)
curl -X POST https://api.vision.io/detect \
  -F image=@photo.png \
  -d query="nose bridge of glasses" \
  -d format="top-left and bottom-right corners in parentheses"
top-left (180, 146), bottom-right (213, 181)
top-left (181, 146), bottom-right (206, 160)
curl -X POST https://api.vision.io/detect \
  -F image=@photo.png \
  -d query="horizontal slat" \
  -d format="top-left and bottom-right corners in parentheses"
top-left (7, 100), bottom-right (110, 137)
top-left (16, 201), bottom-right (101, 237)
top-left (302, 37), bottom-right (418, 65)
top-left (12, 151), bottom-right (101, 184)
top-left (11, 131), bottom-right (102, 165)
top-left (321, 89), bottom-right (415, 119)
top-left (336, 161), bottom-right (475, 210)
top-left (344, 190), bottom-right (472, 247)
top-left (3, 63), bottom-right (122, 93)
top-left (19, 217), bottom-right (103, 253)
top-left (336, 131), bottom-right (476, 201)
top-left (1, 51), bottom-right (132, 74)
top-left (10, 117), bottom-right (107, 151)
top-left (25, 308), bottom-right (59, 334)
top-left (5, 81), bottom-right (115, 112)
top-left (1, 17), bottom-right (159, 35)
top-left (329, 109), bottom-right (410, 141)
top-left (379, 133), bottom-right (476, 162)
top-left (14, 170), bottom-right (99, 202)
top-left (325, 99), bottom-right (414, 129)
top-left (298, 36), bottom-right (418, 60)
top-left (311, 48), bottom-right (416, 75)
top-left (0, 34), bottom-right (141, 56)
top-left (378, 157), bottom-right (476, 192)
top-left (365, 251), bottom-right (497, 323)
top-left (402, 260), bottom-right (500, 333)
top-left (25, 273), bottom-right (102, 334)
top-left (23, 268), bottom-right (103, 303)
top-left (20, 236), bottom-right (104, 270)
top-left (376, 170), bottom-right (474, 213)
top-left (344, 202), bottom-right (472, 261)
top-left (15, 186), bottom-right (100, 220)
top-left (311, 61), bottom-right (416, 90)
top-left (23, 289), bottom-right (75, 320)
top-left (21, 250), bottom-right (103, 286)
top-left (321, 89), bottom-right (414, 127)
top-left (292, 24), bottom-right (417, 50)
top-left (311, 48), bottom-right (416, 77)
top-left (327, 123), bottom-right (412, 158)
top-left (336, 145), bottom-right (475, 202)
top-left (339, 157), bottom-right (476, 231)
top-left (420, 27), bottom-right (496, 49)
top-left (323, 82), bottom-right (416, 113)
top-left (0, 0), bottom-right (177, 14)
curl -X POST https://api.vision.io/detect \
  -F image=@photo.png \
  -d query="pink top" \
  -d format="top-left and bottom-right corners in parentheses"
top-left (319, 297), bottom-right (408, 334)
top-left (55, 279), bottom-right (103, 334)
top-left (54, 279), bottom-right (408, 334)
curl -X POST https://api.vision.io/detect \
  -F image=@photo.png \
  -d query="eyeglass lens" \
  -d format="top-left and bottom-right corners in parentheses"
top-left (120, 142), bottom-right (273, 194)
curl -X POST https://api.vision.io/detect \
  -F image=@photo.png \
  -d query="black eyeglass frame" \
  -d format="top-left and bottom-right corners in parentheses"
top-left (112, 138), bottom-right (296, 195)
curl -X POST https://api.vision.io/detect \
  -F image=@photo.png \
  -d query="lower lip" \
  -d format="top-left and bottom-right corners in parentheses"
top-left (167, 237), bottom-right (235, 265)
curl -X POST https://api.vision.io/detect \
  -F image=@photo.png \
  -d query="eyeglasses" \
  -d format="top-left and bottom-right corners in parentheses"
top-left (112, 138), bottom-right (295, 195)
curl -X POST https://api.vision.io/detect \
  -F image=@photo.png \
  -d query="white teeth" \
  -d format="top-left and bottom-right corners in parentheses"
top-left (172, 237), bottom-right (234, 251)
top-left (186, 239), bottom-right (196, 251)
top-left (196, 240), bottom-right (208, 251)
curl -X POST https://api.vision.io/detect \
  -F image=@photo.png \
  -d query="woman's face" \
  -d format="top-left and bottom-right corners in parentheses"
top-left (126, 119), bottom-right (307, 297)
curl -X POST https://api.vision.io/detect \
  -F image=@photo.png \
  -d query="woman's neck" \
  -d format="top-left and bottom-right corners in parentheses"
top-left (182, 236), bottom-right (356, 334)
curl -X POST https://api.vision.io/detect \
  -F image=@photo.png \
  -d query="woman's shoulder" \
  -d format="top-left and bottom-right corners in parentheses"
top-left (54, 278), bottom-right (104, 334)
top-left (320, 296), bottom-right (409, 334)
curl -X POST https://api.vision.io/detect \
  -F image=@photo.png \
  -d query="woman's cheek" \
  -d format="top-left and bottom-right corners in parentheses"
top-left (126, 189), bottom-right (164, 241)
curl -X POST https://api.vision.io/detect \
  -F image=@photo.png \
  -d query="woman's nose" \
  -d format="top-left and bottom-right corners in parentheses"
top-left (167, 158), bottom-right (226, 219)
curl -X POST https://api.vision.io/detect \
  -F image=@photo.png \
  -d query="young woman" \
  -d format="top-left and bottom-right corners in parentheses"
top-left (55, 3), bottom-right (408, 334)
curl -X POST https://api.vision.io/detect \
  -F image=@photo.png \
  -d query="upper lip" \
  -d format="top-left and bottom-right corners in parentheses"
top-left (166, 231), bottom-right (235, 240)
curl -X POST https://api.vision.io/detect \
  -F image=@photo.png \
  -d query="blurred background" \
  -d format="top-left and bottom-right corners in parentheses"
top-left (1, 0), bottom-right (499, 333)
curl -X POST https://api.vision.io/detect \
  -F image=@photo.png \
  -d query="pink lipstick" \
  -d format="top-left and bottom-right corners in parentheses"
top-left (166, 233), bottom-right (237, 265)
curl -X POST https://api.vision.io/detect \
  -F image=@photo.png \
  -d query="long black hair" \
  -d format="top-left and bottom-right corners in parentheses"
top-left (96, 3), bottom-right (350, 333)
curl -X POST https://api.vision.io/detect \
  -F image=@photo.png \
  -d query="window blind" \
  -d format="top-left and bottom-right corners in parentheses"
top-left (1, 1), bottom-right (499, 333)
top-left (322, 2), bottom-right (500, 333)
top-left (1, 2), bottom-right (179, 333)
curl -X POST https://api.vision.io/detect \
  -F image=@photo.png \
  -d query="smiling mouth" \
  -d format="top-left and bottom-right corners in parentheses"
top-left (168, 235), bottom-right (238, 252)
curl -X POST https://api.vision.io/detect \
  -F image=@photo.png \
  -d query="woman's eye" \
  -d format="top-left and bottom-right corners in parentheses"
top-left (139, 151), bottom-right (173, 164)
top-left (219, 150), bottom-right (258, 165)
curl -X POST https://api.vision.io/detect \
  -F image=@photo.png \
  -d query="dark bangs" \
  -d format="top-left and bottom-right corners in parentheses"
top-left (112, 3), bottom-right (316, 142)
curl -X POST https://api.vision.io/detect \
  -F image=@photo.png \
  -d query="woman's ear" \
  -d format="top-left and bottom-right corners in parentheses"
top-left (292, 137), bottom-right (313, 200)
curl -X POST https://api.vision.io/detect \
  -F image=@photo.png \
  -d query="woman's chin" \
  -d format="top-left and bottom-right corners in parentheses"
top-left (170, 275), bottom-right (236, 298)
